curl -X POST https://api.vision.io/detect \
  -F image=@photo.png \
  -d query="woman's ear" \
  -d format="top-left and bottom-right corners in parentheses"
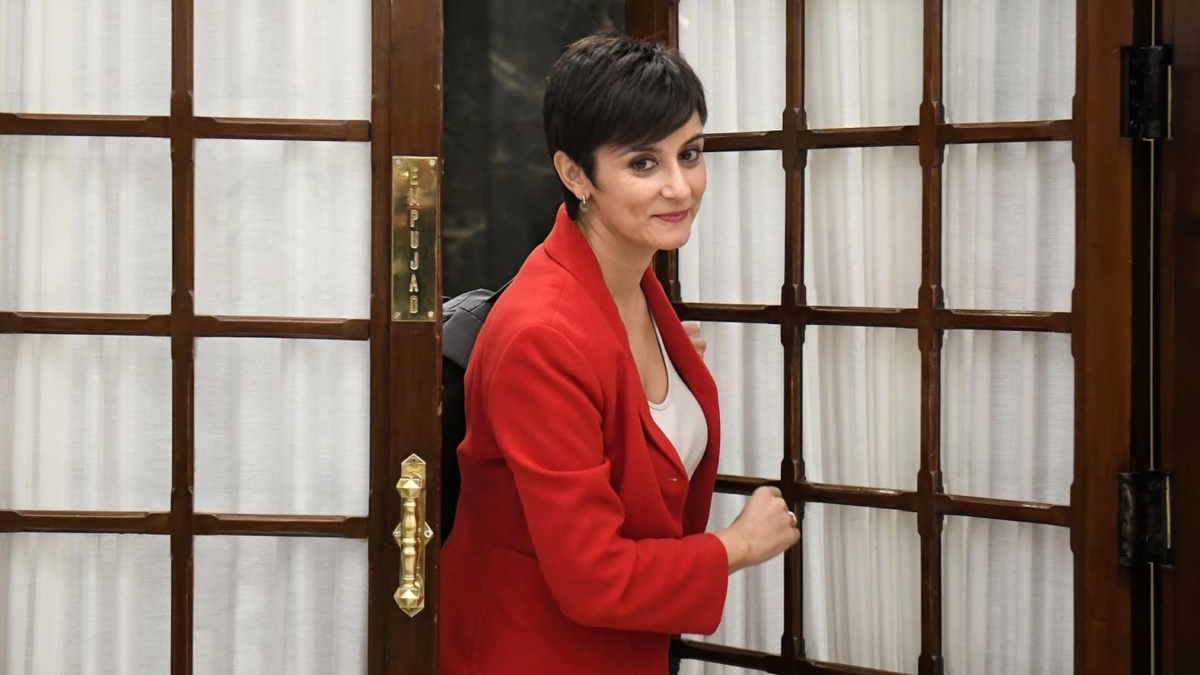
top-left (553, 150), bottom-right (593, 201)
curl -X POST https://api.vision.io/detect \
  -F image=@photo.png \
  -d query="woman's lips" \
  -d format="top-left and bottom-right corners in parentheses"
top-left (655, 210), bottom-right (689, 223)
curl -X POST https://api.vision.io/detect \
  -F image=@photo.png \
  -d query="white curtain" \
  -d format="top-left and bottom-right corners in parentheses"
top-left (1, 2), bottom-right (373, 674)
top-left (679, 1), bottom-right (1075, 674)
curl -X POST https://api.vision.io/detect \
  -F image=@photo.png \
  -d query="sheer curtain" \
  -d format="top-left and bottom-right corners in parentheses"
top-left (1, 2), bottom-right (372, 674)
top-left (679, 1), bottom-right (1075, 674)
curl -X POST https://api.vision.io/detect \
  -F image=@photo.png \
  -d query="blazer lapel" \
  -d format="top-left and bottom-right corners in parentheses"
top-left (641, 269), bottom-right (721, 485)
top-left (543, 205), bottom-right (705, 482)
top-left (543, 205), bottom-right (630, 348)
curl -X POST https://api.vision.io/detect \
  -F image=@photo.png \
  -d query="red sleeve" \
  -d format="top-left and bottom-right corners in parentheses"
top-left (484, 324), bottom-right (729, 635)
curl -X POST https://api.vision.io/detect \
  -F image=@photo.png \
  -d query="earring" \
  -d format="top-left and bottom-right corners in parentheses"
top-left (579, 195), bottom-right (590, 212)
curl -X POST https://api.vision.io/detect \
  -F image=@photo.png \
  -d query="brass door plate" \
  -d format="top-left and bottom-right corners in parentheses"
top-left (391, 156), bottom-right (439, 322)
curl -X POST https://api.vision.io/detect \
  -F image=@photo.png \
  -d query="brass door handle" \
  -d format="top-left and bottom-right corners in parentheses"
top-left (394, 454), bottom-right (434, 616)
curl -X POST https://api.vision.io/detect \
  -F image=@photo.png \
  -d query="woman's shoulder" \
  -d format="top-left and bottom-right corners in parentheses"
top-left (475, 253), bottom-right (617, 366)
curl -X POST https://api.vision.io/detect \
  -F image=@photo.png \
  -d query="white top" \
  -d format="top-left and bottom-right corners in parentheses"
top-left (647, 320), bottom-right (709, 478)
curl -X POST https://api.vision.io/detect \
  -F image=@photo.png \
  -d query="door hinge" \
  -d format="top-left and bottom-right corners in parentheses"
top-left (1120, 45), bottom-right (1173, 140)
top-left (1119, 470), bottom-right (1173, 567)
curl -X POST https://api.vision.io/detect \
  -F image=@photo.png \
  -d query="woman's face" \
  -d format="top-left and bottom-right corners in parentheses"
top-left (581, 112), bottom-right (706, 256)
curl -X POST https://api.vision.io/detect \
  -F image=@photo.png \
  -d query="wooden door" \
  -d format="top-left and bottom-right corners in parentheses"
top-left (627, 1), bottom-right (1147, 673)
top-left (0, 0), bottom-right (444, 673)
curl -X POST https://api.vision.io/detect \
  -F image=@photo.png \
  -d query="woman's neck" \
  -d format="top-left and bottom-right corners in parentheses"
top-left (577, 215), bottom-right (655, 317)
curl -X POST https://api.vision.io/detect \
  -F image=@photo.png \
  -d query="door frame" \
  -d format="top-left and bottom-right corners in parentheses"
top-left (379, 1), bottom-right (445, 674)
top-left (1158, 0), bottom-right (1199, 668)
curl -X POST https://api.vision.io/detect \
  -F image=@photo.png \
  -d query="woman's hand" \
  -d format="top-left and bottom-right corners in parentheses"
top-left (683, 321), bottom-right (706, 358)
top-left (713, 486), bottom-right (800, 574)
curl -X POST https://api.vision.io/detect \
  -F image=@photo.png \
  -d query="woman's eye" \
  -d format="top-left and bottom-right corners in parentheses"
top-left (681, 148), bottom-right (703, 162)
top-left (631, 157), bottom-right (656, 171)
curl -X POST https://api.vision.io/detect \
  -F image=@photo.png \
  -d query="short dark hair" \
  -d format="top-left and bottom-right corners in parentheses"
top-left (543, 33), bottom-right (708, 220)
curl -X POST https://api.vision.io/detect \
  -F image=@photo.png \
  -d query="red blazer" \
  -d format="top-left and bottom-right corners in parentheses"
top-left (438, 205), bottom-right (729, 675)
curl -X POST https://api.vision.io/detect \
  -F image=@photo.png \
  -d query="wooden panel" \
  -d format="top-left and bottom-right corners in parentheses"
top-left (1160, 0), bottom-right (1200, 670)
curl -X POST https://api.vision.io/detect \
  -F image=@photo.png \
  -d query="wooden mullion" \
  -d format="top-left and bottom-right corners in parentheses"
top-left (674, 641), bottom-right (915, 675)
top-left (801, 483), bottom-right (919, 512)
top-left (780, 2), bottom-right (807, 672)
top-left (673, 640), bottom-right (783, 673)
top-left (935, 494), bottom-right (1071, 527)
top-left (0, 112), bottom-right (170, 137)
top-left (193, 316), bottom-right (370, 340)
top-left (168, 0), bottom-right (196, 673)
top-left (703, 121), bottom-right (1073, 154)
top-left (0, 312), bottom-right (171, 336)
top-left (0, 306), bottom-right (1070, 339)
top-left (0, 511), bottom-right (171, 534)
top-left (805, 306), bottom-right (920, 329)
top-left (708, 476), bottom-right (1077, 527)
top-left (916, 0), bottom-right (946, 673)
top-left (367, 0), bottom-right (392, 673)
top-left (938, 308), bottom-right (1071, 333)
top-left (938, 119), bottom-right (1073, 144)
top-left (0, 111), bottom-right (1074, 150)
top-left (806, 126), bottom-right (919, 149)
top-left (798, 659), bottom-right (912, 675)
top-left (675, 303), bottom-right (784, 324)
top-left (673, 304), bottom-right (1068, 333)
top-left (194, 117), bottom-right (370, 142)
top-left (193, 514), bottom-right (369, 538)
top-left (715, 476), bottom-right (919, 514)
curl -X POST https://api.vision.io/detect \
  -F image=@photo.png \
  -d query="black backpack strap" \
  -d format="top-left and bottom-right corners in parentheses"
top-left (442, 280), bottom-right (510, 368)
top-left (439, 279), bottom-right (511, 544)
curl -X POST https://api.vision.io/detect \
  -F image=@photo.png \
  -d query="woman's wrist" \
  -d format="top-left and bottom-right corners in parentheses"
top-left (713, 528), bottom-right (750, 574)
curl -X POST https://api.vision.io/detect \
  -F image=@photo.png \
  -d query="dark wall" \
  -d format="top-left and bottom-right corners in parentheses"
top-left (443, 0), bottom-right (624, 296)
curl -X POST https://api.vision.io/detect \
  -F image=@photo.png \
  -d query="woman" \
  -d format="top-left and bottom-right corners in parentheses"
top-left (438, 33), bottom-right (800, 675)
